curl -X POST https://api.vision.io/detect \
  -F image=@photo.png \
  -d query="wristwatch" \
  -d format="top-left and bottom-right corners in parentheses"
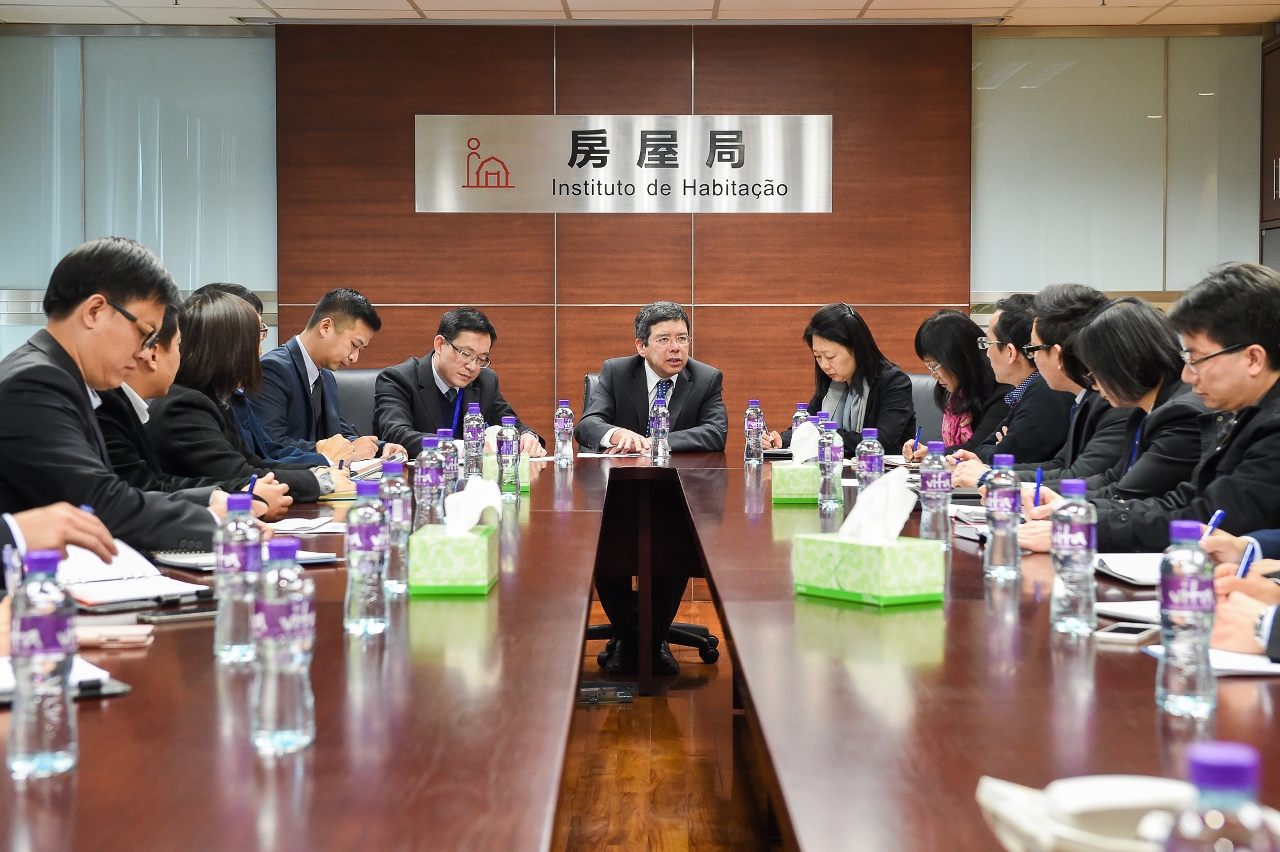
top-left (976, 470), bottom-right (994, 489)
top-left (1255, 609), bottom-right (1270, 650)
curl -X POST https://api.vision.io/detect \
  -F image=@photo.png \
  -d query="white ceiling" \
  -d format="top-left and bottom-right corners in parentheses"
top-left (0, 0), bottom-right (1275, 30)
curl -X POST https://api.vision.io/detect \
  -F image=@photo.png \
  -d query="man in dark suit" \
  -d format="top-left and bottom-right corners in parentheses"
top-left (0, 237), bottom-right (224, 554)
top-left (576, 302), bottom-right (729, 678)
top-left (250, 288), bottom-right (404, 463)
top-left (374, 307), bottom-right (544, 457)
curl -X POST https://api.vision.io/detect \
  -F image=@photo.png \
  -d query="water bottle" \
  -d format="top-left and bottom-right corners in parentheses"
top-left (650, 394), bottom-right (670, 466)
top-left (1049, 479), bottom-right (1097, 636)
top-left (983, 454), bottom-right (1021, 581)
top-left (744, 399), bottom-right (765, 467)
top-left (344, 480), bottom-right (389, 636)
top-left (554, 399), bottom-right (574, 467)
top-left (791, 403), bottom-right (809, 433)
top-left (6, 550), bottom-right (77, 779)
top-left (1157, 519), bottom-right (1217, 719)
top-left (214, 491), bottom-right (262, 664)
top-left (462, 402), bottom-right (485, 479)
top-left (918, 440), bottom-right (952, 548)
top-left (380, 460), bottom-right (412, 597)
top-left (818, 421), bottom-right (842, 511)
top-left (413, 436), bottom-right (445, 529)
top-left (436, 428), bottom-right (459, 491)
top-left (855, 428), bottom-right (885, 490)
top-left (1165, 741), bottom-right (1279, 851)
top-left (251, 537), bottom-right (316, 756)
top-left (498, 416), bottom-right (521, 501)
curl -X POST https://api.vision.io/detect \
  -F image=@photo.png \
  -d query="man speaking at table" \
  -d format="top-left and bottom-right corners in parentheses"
top-left (576, 301), bottom-right (728, 677)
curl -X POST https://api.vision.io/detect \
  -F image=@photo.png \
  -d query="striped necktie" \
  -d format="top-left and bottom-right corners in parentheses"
top-left (646, 379), bottom-right (673, 437)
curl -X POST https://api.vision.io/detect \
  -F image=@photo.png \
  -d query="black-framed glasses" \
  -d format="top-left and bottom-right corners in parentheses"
top-left (445, 337), bottom-right (491, 368)
top-left (977, 337), bottom-right (1004, 351)
top-left (107, 300), bottom-right (160, 349)
top-left (1181, 342), bottom-right (1246, 372)
top-left (1021, 342), bottom-right (1052, 360)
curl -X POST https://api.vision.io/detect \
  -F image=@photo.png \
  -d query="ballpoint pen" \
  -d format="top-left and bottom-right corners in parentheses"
top-left (79, 504), bottom-right (94, 514)
top-left (1205, 509), bottom-right (1226, 536)
top-left (1034, 468), bottom-right (1043, 507)
top-left (911, 426), bottom-right (922, 454)
top-left (1236, 540), bottom-right (1257, 579)
top-left (247, 474), bottom-right (258, 495)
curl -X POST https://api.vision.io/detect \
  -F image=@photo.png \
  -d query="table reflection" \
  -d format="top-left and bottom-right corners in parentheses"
top-left (254, 751), bottom-right (314, 852)
top-left (8, 773), bottom-right (76, 852)
top-left (743, 465), bottom-right (764, 518)
top-left (985, 575), bottom-right (1022, 691)
top-left (1049, 632), bottom-right (1096, 776)
top-left (409, 596), bottom-right (501, 694)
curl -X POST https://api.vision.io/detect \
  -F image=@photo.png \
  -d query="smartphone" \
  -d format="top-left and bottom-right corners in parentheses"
top-left (1095, 622), bottom-right (1160, 644)
top-left (138, 602), bottom-right (219, 623)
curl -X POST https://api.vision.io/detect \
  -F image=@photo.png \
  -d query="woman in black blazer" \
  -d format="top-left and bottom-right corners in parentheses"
top-left (904, 309), bottom-right (1012, 458)
top-left (146, 291), bottom-right (337, 503)
top-left (768, 303), bottom-right (917, 456)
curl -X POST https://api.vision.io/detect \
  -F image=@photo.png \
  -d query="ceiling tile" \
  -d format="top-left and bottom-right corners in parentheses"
top-left (417, 7), bottom-right (562, 14)
top-left (0, 3), bottom-right (137, 20)
top-left (1000, 4), bottom-right (1151, 21)
top-left (1145, 2), bottom-right (1280, 19)
top-left (270, 0), bottom-right (411, 9)
top-left (125, 0), bottom-right (260, 10)
top-left (271, 6), bottom-right (419, 13)
top-left (716, 6), bottom-right (863, 14)
top-left (871, 0), bottom-right (1011, 10)
top-left (716, 0), bottom-right (863, 8)
top-left (125, 4), bottom-right (260, 21)
top-left (571, 0), bottom-right (708, 8)
top-left (568, 7), bottom-right (711, 15)
top-left (864, 4), bottom-right (1005, 12)
top-left (1016, 0), bottom-right (1165, 9)
top-left (415, 0), bottom-right (560, 8)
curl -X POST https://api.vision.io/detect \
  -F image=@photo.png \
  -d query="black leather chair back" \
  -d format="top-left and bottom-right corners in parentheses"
top-left (332, 367), bottom-right (380, 437)
top-left (583, 373), bottom-right (601, 413)
top-left (909, 372), bottom-right (942, 443)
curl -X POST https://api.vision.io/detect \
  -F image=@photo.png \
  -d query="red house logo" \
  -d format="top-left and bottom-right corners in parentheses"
top-left (463, 137), bottom-right (514, 189)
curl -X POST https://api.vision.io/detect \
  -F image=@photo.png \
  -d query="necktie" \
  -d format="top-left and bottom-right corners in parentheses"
top-left (647, 379), bottom-right (673, 437)
top-left (444, 388), bottom-right (459, 430)
top-left (310, 379), bottom-right (324, 440)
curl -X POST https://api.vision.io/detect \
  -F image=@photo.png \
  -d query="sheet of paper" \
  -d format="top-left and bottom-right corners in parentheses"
top-left (1145, 646), bottom-right (1280, 677)
top-left (0, 656), bottom-right (112, 694)
top-left (57, 540), bottom-right (159, 586)
top-left (1095, 600), bottom-right (1160, 624)
top-left (575, 452), bottom-right (645, 458)
top-left (67, 576), bottom-right (208, 607)
top-left (152, 547), bottom-right (340, 572)
top-left (270, 518), bottom-right (347, 535)
top-left (1094, 553), bottom-right (1162, 587)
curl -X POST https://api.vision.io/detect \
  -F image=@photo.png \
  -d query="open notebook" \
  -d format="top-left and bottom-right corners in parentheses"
top-left (57, 541), bottom-right (209, 609)
top-left (152, 545), bottom-right (340, 571)
top-left (1144, 646), bottom-right (1280, 677)
top-left (1093, 553), bottom-right (1162, 587)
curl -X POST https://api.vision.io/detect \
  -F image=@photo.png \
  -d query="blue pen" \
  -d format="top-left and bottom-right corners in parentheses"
top-left (1236, 540), bottom-right (1258, 579)
top-left (247, 474), bottom-right (257, 495)
top-left (338, 459), bottom-right (345, 471)
top-left (1205, 509), bottom-right (1226, 536)
top-left (78, 504), bottom-right (94, 515)
top-left (911, 426), bottom-right (922, 454)
top-left (1034, 467), bottom-right (1043, 507)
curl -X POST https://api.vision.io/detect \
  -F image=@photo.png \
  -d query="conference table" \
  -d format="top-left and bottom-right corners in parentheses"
top-left (2, 454), bottom-right (1279, 852)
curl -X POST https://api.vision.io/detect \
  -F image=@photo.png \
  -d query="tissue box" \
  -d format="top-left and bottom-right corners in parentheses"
top-left (408, 524), bottom-right (498, 596)
top-left (791, 534), bottom-right (945, 606)
top-left (482, 453), bottom-right (532, 491)
top-left (771, 462), bottom-right (820, 503)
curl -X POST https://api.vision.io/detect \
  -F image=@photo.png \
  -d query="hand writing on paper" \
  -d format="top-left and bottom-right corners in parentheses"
top-left (1210, 591), bottom-right (1269, 655)
top-left (350, 436), bottom-right (380, 461)
top-left (1213, 559), bottom-right (1280, 606)
top-left (317, 435), bottom-right (354, 463)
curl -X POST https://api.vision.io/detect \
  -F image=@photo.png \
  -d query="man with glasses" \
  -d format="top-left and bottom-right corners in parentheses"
top-left (252, 287), bottom-right (403, 463)
top-left (0, 237), bottom-right (226, 553)
top-left (1085, 263), bottom-right (1280, 552)
top-left (374, 307), bottom-right (544, 456)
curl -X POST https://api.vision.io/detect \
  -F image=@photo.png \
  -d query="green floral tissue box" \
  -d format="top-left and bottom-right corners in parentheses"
top-left (408, 524), bottom-right (499, 596)
top-left (771, 462), bottom-right (820, 504)
top-left (482, 453), bottom-right (532, 491)
top-left (791, 534), bottom-right (945, 606)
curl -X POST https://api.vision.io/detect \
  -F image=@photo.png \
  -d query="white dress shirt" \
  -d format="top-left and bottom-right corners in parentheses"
top-left (295, 335), bottom-right (321, 392)
top-left (122, 382), bottom-right (150, 425)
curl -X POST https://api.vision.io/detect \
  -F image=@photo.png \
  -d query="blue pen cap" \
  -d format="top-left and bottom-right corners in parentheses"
top-left (437, 428), bottom-right (454, 440)
top-left (227, 492), bottom-right (254, 513)
top-left (23, 550), bottom-right (62, 575)
top-left (267, 537), bottom-right (301, 562)
top-left (1059, 479), bottom-right (1087, 496)
top-left (993, 454), bottom-right (1015, 469)
top-left (382, 460), bottom-right (403, 476)
top-left (1170, 519), bottom-right (1203, 542)
top-left (927, 441), bottom-right (945, 453)
top-left (356, 480), bottom-right (380, 498)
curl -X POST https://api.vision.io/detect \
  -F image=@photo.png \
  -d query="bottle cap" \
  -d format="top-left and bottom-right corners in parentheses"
top-left (1187, 741), bottom-right (1261, 794)
top-left (23, 550), bottom-right (62, 575)
top-left (797, 403), bottom-right (808, 410)
top-left (267, 537), bottom-right (300, 562)
top-left (823, 421), bottom-right (837, 431)
top-left (748, 399), bottom-right (760, 406)
top-left (993, 454), bottom-right (1015, 468)
top-left (501, 416), bottom-right (516, 425)
top-left (819, 412), bottom-right (831, 420)
top-left (356, 480), bottom-right (380, 498)
top-left (227, 492), bottom-right (253, 513)
top-left (382, 460), bottom-right (403, 476)
top-left (806, 416), bottom-right (822, 425)
top-left (1059, 479), bottom-right (1087, 496)
top-left (558, 400), bottom-right (570, 407)
top-left (862, 428), bottom-right (879, 439)
top-left (927, 441), bottom-right (945, 453)
top-left (437, 428), bottom-right (454, 440)
top-left (1169, 519), bottom-right (1204, 541)
top-left (423, 436), bottom-right (440, 450)
top-left (467, 402), bottom-right (481, 413)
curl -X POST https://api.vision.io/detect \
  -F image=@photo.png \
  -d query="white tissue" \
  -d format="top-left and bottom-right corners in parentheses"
top-left (443, 479), bottom-right (503, 537)
top-left (838, 466), bottom-right (917, 545)
top-left (483, 424), bottom-right (502, 453)
top-left (789, 421), bottom-right (821, 463)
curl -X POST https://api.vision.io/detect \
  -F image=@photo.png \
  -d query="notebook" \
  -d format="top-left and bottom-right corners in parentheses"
top-left (57, 541), bottom-right (209, 609)
top-left (270, 518), bottom-right (347, 535)
top-left (1095, 600), bottom-right (1160, 624)
top-left (152, 546), bottom-right (341, 571)
top-left (0, 656), bottom-right (130, 703)
top-left (1094, 553), bottom-right (1162, 587)
top-left (1144, 646), bottom-right (1280, 677)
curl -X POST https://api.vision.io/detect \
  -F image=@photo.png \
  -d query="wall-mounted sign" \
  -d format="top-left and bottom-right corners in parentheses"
top-left (414, 114), bottom-right (832, 214)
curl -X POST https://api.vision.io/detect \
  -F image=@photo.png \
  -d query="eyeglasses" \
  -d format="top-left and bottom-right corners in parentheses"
top-left (922, 360), bottom-right (942, 376)
top-left (1021, 343), bottom-right (1052, 360)
top-left (977, 337), bottom-right (1004, 351)
top-left (650, 334), bottom-right (691, 348)
top-left (1181, 342), bottom-right (1246, 372)
top-left (107, 300), bottom-right (160, 349)
top-left (445, 337), bottom-right (491, 368)
top-left (259, 325), bottom-right (269, 341)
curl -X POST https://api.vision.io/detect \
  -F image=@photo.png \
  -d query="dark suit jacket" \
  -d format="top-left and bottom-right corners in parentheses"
top-left (1084, 378), bottom-right (1204, 501)
top-left (250, 337), bottom-right (358, 453)
top-left (575, 356), bottom-right (728, 453)
top-left (1016, 389), bottom-right (1131, 488)
top-left (374, 355), bottom-right (542, 456)
top-left (976, 373), bottom-right (1075, 466)
top-left (945, 383), bottom-right (1012, 454)
top-left (0, 331), bottom-right (217, 552)
top-left (1094, 378), bottom-right (1280, 551)
top-left (779, 364), bottom-right (918, 458)
top-left (1249, 528), bottom-right (1280, 560)
top-left (97, 388), bottom-right (238, 497)
top-left (148, 384), bottom-right (323, 503)
top-left (230, 392), bottom-right (329, 467)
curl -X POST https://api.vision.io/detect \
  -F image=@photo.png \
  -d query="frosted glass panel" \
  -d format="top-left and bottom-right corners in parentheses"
top-left (1166, 37), bottom-right (1261, 290)
top-left (972, 38), bottom-right (1166, 292)
top-left (0, 36), bottom-right (83, 291)
top-left (83, 38), bottom-right (276, 294)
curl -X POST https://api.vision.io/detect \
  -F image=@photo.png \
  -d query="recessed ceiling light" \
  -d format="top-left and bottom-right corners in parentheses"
top-left (1199, 92), bottom-right (1215, 96)
top-left (1148, 115), bottom-right (1162, 119)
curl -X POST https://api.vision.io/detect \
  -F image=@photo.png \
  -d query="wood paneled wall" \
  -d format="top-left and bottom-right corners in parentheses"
top-left (276, 25), bottom-right (971, 455)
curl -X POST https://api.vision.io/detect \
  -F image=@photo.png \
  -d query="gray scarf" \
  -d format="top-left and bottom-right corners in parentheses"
top-left (821, 379), bottom-right (869, 434)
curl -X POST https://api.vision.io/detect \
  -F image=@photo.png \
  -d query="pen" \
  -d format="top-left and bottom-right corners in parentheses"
top-left (1205, 509), bottom-right (1226, 536)
top-left (911, 426), bottom-right (922, 454)
top-left (78, 504), bottom-right (94, 515)
top-left (246, 474), bottom-right (258, 495)
top-left (1236, 540), bottom-right (1257, 579)
top-left (338, 459), bottom-right (345, 471)
top-left (1034, 468), bottom-right (1043, 507)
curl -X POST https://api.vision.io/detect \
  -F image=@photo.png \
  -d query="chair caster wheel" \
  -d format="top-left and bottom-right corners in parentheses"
top-left (706, 635), bottom-right (719, 649)
top-left (699, 647), bottom-right (720, 664)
